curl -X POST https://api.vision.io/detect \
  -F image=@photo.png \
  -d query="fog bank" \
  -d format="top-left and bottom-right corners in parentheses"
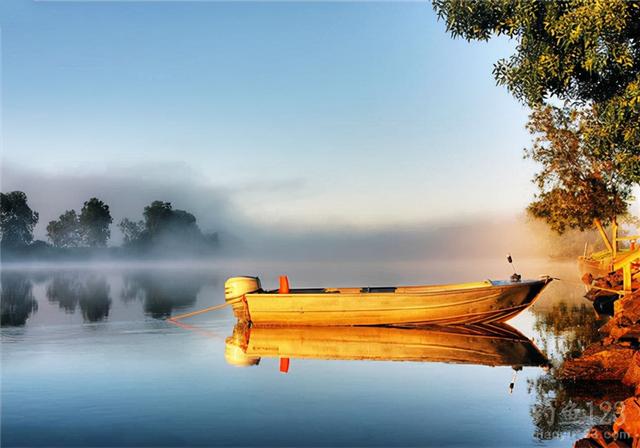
top-left (2, 163), bottom-right (601, 262)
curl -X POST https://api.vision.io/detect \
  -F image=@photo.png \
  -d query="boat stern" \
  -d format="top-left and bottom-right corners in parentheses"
top-left (224, 276), bottom-right (261, 321)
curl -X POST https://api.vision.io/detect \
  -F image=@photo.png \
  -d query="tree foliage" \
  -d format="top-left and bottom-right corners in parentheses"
top-left (118, 218), bottom-right (145, 247)
top-left (79, 197), bottom-right (113, 247)
top-left (526, 105), bottom-right (633, 233)
top-left (47, 210), bottom-right (82, 248)
top-left (433, 0), bottom-right (640, 230)
top-left (118, 201), bottom-right (217, 254)
top-left (433, 1), bottom-right (640, 104)
top-left (46, 198), bottom-right (113, 248)
top-left (142, 201), bottom-right (200, 243)
top-left (0, 192), bottom-right (220, 259)
top-left (0, 191), bottom-right (39, 249)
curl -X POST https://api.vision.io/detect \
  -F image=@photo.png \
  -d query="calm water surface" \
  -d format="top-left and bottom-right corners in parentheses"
top-left (1, 258), bottom-right (618, 447)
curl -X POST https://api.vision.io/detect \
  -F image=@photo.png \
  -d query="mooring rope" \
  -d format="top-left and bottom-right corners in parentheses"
top-left (166, 318), bottom-right (226, 340)
top-left (166, 297), bottom-right (243, 322)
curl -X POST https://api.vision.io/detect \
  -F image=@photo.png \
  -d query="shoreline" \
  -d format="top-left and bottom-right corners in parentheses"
top-left (559, 285), bottom-right (640, 446)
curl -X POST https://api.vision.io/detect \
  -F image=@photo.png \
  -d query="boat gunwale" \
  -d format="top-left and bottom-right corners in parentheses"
top-left (250, 278), bottom-right (548, 298)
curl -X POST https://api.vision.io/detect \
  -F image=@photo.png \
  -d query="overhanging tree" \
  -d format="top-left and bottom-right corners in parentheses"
top-left (433, 0), bottom-right (640, 235)
top-left (525, 105), bottom-right (632, 239)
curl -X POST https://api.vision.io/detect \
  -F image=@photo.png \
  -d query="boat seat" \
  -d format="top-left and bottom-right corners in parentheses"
top-left (360, 287), bottom-right (397, 293)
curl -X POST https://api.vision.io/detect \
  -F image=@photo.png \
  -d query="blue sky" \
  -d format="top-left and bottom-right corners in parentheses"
top-left (1, 0), bottom-right (537, 235)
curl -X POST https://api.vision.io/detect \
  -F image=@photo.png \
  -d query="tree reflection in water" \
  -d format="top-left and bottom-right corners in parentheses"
top-left (528, 301), bottom-right (628, 440)
top-left (121, 271), bottom-right (213, 318)
top-left (46, 273), bottom-right (112, 322)
top-left (47, 275), bottom-right (81, 313)
top-left (528, 367), bottom-right (630, 440)
top-left (0, 271), bottom-right (38, 326)
top-left (534, 301), bottom-right (607, 360)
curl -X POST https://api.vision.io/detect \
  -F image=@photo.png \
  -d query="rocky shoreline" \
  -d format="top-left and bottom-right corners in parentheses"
top-left (559, 288), bottom-right (640, 447)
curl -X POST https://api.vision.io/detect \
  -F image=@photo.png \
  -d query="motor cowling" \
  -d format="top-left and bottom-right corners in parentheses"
top-left (224, 276), bottom-right (261, 321)
top-left (225, 342), bottom-right (260, 367)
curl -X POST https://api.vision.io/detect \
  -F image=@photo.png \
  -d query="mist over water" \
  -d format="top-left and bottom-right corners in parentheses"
top-left (3, 162), bottom-right (597, 262)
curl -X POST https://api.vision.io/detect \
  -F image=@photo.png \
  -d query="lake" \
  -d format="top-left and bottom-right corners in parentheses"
top-left (1, 258), bottom-right (621, 447)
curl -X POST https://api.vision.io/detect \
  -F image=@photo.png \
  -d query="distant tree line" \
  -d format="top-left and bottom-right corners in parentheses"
top-left (0, 191), bottom-right (219, 259)
top-left (118, 201), bottom-right (219, 253)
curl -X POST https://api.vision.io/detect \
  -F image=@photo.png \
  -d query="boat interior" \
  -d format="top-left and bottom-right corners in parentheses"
top-left (258, 280), bottom-right (529, 295)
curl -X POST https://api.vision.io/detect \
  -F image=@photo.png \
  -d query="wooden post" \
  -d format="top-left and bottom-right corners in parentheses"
top-left (594, 218), bottom-right (614, 254)
top-left (624, 264), bottom-right (632, 293)
top-left (612, 218), bottom-right (618, 260)
top-left (613, 249), bottom-right (640, 294)
top-left (613, 250), bottom-right (640, 295)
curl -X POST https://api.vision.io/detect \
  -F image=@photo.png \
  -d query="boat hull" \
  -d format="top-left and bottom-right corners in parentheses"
top-left (225, 322), bottom-right (548, 367)
top-left (240, 278), bottom-right (551, 326)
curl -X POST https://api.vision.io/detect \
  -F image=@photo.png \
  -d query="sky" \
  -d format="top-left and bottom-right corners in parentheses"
top-left (1, 0), bottom-right (540, 245)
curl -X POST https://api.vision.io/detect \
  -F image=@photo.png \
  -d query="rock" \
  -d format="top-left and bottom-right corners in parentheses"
top-left (569, 277), bottom-right (640, 448)
top-left (615, 294), bottom-right (640, 326)
top-left (560, 344), bottom-right (635, 381)
top-left (573, 438), bottom-right (605, 448)
top-left (590, 272), bottom-right (624, 295)
top-left (583, 273), bottom-right (595, 286)
top-left (614, 397), bottom-right (640, 440)
top-left (587, 424), bottom-right (616, 447)
top-left (606, 440), bottom-right (632, 447)
top-left (576, 423), bottom-right (634, 448)
top-left (601, 319), bottom-right (618, 335)
top-left (595, 294), bottom-right (640, 346)
top-left (623, 353), bottom-right (640, 392)
top-left (610, 324), bottom-right (640, 344)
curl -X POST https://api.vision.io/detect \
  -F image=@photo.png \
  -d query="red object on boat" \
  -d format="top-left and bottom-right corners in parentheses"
top-left (279, 357), bottom-right (290, 373)
top-left (279, 276), bottom-right (290, 294)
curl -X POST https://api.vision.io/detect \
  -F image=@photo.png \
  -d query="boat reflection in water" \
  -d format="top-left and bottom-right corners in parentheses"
top-left (225, 322), bottom-right (549, 370)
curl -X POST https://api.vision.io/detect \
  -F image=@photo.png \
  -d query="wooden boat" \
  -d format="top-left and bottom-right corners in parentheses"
top-left (577, 218), bottom-right (640, 279)
top-left (578, 252), bottom-right (613, 278)
top-left (224, 276), bottom-right (552, 327)
top-left (224, 322), bottom-right (548, 368)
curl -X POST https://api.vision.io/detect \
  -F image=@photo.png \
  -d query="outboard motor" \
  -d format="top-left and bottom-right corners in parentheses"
top-left (225, 276), bottom-right (261, 320)
top-left (224, 321), bottom-right (260, 367)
